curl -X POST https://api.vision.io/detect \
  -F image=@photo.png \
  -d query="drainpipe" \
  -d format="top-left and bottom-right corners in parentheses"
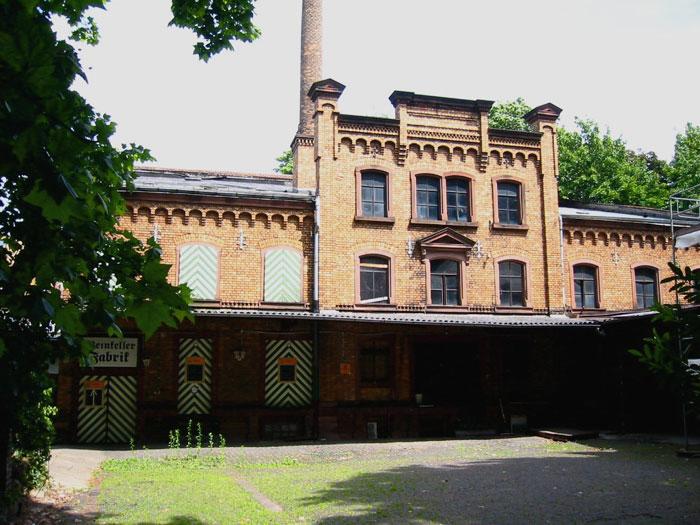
top-left (313, 193), bottom-right (320, 313)
top-left (559, 214), bottom-right (567, 311)
top-left (312, 193), bottom-right (320, 439)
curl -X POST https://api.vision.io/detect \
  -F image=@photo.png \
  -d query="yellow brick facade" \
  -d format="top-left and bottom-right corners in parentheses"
top-left (122, 83), bottom-right (700, 315)
top-left (121, 197), bottom-right (314, 306)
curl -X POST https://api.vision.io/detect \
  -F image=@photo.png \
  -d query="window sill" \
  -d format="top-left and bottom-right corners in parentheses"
top-left (354, 216), bottom-right (395, 224)
top-left (259, 302), bottom-right (308, 310)
top-left (494, 306), bottom-right (533, 314)
top-left (192, 299), bottom-right (220, 305)
top-left (425, 305), bottom-right (469, 312)
top-left (445, 220), bottom-right (478, 228)
top-left (353, 303), bottom-right (397, 311)
top-left (492, 223), bottom-right (529, 231)
top-left (571, 307), bottom-right (606, 314)
top-left (410, 219), bottom-right (478, 228)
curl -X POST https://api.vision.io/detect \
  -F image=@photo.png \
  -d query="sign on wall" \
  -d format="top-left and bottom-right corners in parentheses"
top-left (84, 337), bottom-right (138, 368)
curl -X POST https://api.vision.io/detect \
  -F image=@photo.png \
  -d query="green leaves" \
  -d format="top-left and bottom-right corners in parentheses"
top-left (1, 0), bottom-right (261, 506)
top-left (275, 149), bottom-right (293, 175)
top-left (558, 119), bottom-right (670, 207)
top-left (629, 263), bottom-right (700, 416)
top-left (170, 0), bottom-right (260, 61)
top-left (489, 98), bottom-right (533, 132)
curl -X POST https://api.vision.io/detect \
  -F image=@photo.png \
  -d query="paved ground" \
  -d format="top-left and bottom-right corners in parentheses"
top-left (38, 436), bottom-right (700, 524)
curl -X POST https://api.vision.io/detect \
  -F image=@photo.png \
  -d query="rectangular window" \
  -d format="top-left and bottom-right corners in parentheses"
top-left (497, 182), bottom-right (521, 225)
top-left (499, 261), bottom-right (525, 307)
top-left (416, 176), bottom-right (441, 220)
top-left (186, 364), bottom-right (204, 382)
top-left (573, 265), bottom-right (598, 309)
top-left (359, 256), bottom-right (389, 304)
top-left (430, 259), bottom-right (460, 305)
top-left (277, 357), bottom-right (298, 383)
top-left (446, 179), bottom-right (470, 222)
top-left (635, 267), bottom-right (658, 308)
top-left (360, 347), bottom-right (390, 384)
top-left (361, 172), bottom-right (387, 217)
top-left (85, 388), bottom-right (103, 407)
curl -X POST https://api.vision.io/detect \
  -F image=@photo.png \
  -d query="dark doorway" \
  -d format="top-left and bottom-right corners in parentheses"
top-left (414, 341), bottom-right (483, 432)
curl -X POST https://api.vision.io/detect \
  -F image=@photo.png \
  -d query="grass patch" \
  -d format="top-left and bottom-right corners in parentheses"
top-left (97, 455), bottom-right (276, 524)
top-left (233, 458), bottom-right (440, 524)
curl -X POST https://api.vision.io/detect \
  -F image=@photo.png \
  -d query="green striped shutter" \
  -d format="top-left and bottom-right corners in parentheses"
top-left (178, 338), bottom-right (213, 415)
top-left (106, 376), bottom-right (137, 443)
top-left (179, 245), bottom-right (218, 300)
top-left (264, 249), bottom-right (302, 303)
top-left (265, 340), bottom-right (312, 407)
top-left (77, 375), bottom-right (137, 444)
top-left (77, 375), bottom-right (108, 443)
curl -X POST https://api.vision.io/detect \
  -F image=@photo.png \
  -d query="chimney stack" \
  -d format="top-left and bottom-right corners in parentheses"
top-left (297, 0), bottom-right (322, 136)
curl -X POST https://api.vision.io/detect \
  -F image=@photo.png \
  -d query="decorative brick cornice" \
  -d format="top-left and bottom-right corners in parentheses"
top-left (291, 134), bottom-right (315, 150)
top-left (389, 91), bottom-right (494, 113)
top-left (124, 203), bottom-right (314, 229)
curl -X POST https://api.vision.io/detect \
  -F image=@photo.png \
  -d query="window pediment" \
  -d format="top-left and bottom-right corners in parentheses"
top-left (417, 228), bottom-right (475, 261)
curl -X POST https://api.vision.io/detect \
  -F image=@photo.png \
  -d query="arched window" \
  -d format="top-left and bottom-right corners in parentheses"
top-left (499, 260), bottom-right (525, 307)
top-left (359, 255), bottom-right (390, 304)
top-left (634, 267), bottom-right (658, 308)
top-left (430, 259), bottom-right (460, 306)
top-left (573, 264), bottom-right (599, 309)
top-left (416, 176), bottom-right (441, 220)
top-left (178, 244), bottom-right (219, 300)
top-left (497, 181), bottom-right (522, 225)
top-left (360, 171), bottom-right (388, 217)
top-left (264, 248), bottom-right (303, 303)
top-left (446, 178), bottom-right (471, 222)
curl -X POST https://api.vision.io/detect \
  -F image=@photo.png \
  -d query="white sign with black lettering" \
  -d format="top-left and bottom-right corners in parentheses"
top-left (85, 337), bottom-right (138, 368)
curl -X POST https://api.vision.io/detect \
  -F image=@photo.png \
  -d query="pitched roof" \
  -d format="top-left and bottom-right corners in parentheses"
top-left (128, 166), bottom-right (314, 202)
top-left (560, 199), bottom-right (699, 227)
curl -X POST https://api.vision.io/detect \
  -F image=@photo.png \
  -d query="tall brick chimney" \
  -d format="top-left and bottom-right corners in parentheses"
top-left (297, 0), bottom-right (322, 136)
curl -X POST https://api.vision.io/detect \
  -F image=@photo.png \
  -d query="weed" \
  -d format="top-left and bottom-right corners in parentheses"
top-left (196, 422), bottom-right (203, 450)
top-left (185, 419), bottom-right (193, 449)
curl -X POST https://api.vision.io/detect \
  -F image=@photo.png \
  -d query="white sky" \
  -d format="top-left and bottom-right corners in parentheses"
top-left (66, 0), bottom-right (700, 173)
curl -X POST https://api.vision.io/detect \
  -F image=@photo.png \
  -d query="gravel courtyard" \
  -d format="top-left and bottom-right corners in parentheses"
top-left (22, 436), bottom-right (700, 524)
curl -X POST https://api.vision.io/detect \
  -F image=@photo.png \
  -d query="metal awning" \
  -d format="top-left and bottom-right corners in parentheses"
top-left (675, 223), bottom-right (700, 248)
top-left (191, 308), bottom-right (599, 328)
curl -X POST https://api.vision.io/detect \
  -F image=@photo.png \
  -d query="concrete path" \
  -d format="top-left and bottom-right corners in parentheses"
top-left (48, 448), bottom-right (118, 490)
top-left (49, 433), bottom-right (700, 490)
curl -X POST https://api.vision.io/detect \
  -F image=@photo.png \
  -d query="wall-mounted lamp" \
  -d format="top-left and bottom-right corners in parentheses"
top-left (142, 358), bottom-right (151, 368)
top-left (233, 349), bottom-right (246, 362)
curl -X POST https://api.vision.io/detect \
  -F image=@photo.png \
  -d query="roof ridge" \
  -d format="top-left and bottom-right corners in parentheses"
top-left (134, 165), bottom-right (290, 179)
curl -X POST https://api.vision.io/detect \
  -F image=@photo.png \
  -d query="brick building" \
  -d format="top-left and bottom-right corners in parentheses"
top-left (54, 0), bottom-right (700, 443)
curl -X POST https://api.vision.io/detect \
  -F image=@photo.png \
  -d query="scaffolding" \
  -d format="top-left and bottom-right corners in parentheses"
top-left (668, 183), bottom-right (700, 452)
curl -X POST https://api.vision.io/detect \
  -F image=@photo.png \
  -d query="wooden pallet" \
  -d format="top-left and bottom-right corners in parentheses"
top-left (535, 428), bottom-right (599, 442)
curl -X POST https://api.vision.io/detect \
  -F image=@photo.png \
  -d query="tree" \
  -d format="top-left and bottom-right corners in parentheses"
top-left (489, 98), bottom-right (532, 132)
top-left (669, 123), bottom-right (700, 191)
top-left (0, 0), bottom-right (259, 509)
top-left (629, 264), bottom-right (700, 435)
top-left (275, 149), bottom-right (293, 175)
top-left (557, 119), bottom-right (670, 207)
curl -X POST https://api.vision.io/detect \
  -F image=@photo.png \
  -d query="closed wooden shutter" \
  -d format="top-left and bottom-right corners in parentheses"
top-left (179, 245), bottom-right (218, 300)
top-left (264, 248), bottom-right (302, 303)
